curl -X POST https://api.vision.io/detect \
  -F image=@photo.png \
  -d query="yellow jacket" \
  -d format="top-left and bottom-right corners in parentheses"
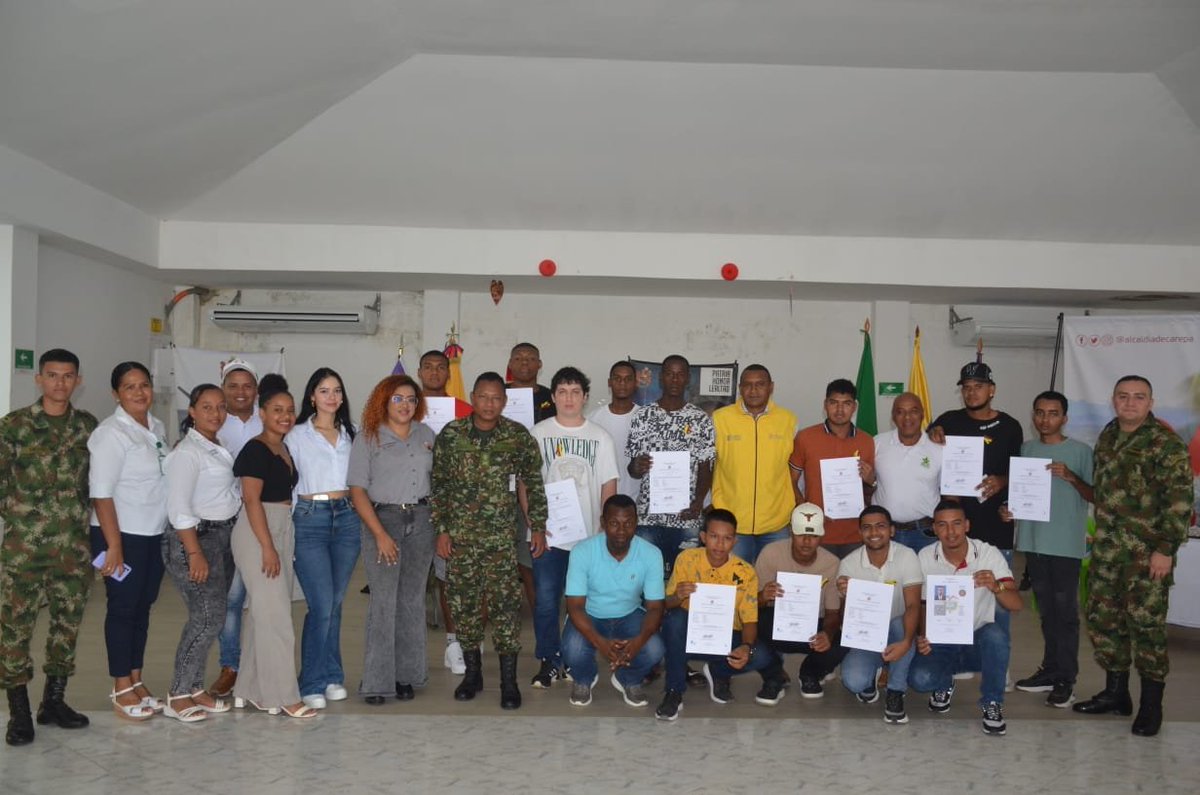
top-left (712, 400), bottom-right (798, 535)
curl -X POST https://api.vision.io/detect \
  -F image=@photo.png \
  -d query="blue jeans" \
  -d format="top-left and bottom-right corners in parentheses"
top-left (661, 607), bottom-right (772, 693)
top-left (218, 569), bottom-right (245, 670)
top-left (993, 548), bottom-right (1013, 639)
top-left (532, 546), bottom-right (571, 661)
top-left (635, 524), bottom-right (697, 579)
top-left (731, 527), bottom-right (791, 565)
top-left (841, 615), bottom-right (915, 694)
top-left (909, 621), bottom-right (1010, 705)
top-left (292, 498), bottom-right (362, 697)
top-left (893, 519), bottom-right (937, 554)
top-left (561, 609), bottom-right (665, 687)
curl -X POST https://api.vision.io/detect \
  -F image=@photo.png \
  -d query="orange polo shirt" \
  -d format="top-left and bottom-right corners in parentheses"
top-left (788, 421), bottom-right (875, 545)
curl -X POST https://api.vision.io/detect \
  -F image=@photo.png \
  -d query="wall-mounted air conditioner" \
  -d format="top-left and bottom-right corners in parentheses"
top-left (211, 296), bottom-right (380, 335)
top-left (949, 305), bottom-right (1062, 349)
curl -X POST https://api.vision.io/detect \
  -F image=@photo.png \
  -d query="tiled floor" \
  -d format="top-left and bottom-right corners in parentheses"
top-left (4, 561), bottom-right (1199, 793)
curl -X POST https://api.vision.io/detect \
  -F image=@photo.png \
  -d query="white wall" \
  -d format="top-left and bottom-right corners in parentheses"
top-left (36, 243), bottom-right (173, 420)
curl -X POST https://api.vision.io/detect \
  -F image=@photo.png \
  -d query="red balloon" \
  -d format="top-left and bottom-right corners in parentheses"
top-left (721, 262), bottom-right (739, 281)
top-left (539, 259), bottom-right (557, 277)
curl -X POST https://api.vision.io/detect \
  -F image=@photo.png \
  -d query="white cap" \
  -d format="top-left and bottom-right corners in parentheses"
top-left (221, 358), bottom-right (257, 381)
top-left (790, 503), bottom-right (825, 536)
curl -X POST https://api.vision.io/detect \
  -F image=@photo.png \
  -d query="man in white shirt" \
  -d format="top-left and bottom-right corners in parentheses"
top-left (586, 361), bottom-right (641, 501)
top-left (910, 500), bottom-right (1023, 736)
top-left (873, 393), bottom-right (943, 553)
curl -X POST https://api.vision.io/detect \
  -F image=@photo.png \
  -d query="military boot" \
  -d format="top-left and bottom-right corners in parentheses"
top-left (499, 653), bottom-right (521, 710)
top-left (1073, 670), bottom-right (1133, 716)
top-left (36, 675), bottom-right (89, 729)
top-left (6, 686), bottom-right (35, 746)
top-left (453, 648), bottom-right (484, 701)
top-left (1131, 678), bottom-right (1165, 737)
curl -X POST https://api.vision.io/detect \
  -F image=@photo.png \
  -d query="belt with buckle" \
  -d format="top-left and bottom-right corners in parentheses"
top-left (374, 498), bottom-right (429, 511)
top-left (895, 517), bottom-right (935, 536)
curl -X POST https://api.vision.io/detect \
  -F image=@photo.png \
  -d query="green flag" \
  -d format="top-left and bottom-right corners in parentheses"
top-left (855, 327), bottom-right (877, 434)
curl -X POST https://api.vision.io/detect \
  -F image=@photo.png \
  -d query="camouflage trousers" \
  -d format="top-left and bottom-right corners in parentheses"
top-left (447, 543), bottom-right (522, 654)
top-left (1085, 530), bottom-right (1171, 681)
top-left (0, 522), bottom-right (92, 688)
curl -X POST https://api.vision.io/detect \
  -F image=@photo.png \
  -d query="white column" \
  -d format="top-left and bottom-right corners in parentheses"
top-left (0, 225), bottom-right (39, 414)
top-left (870, 300), bottom-right (913, 433)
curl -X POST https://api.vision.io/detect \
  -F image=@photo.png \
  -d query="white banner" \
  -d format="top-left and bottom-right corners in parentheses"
top-left (170, 347), bottom-right (287, 412)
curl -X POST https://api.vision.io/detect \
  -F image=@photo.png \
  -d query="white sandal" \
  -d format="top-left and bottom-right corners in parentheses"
top-left (132, 683), bottom-right (165, 712)
top-left (110, 685), bottom-right (155, 722)
top-left (163, 693), bottom-right (208, 723)
top-left (191, 689), bottom-right (231, 714)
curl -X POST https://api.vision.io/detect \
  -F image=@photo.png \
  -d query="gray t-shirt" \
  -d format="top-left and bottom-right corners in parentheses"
top-left (347, 422), bottom-right (435, 504)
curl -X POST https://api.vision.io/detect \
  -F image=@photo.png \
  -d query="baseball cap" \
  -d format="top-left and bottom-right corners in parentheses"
top-left (221, 358), bottom-right (258, 381)
top-left (956, 361), bottom-right (994, 385)
top-left (791, 503), bottom-right (825, 536)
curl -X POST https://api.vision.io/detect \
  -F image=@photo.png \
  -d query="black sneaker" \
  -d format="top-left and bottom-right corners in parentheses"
top-left (928, 683), bottom-right (955, 713)
top-left (755, 677), bottom-right (786, 706)
top-left (701, 663), bottom-right (733, 704)
top-left (981, 701), bottom-right (1007, 735)
top-left (884, 690), bottom-right (908, 724)
top-left (799, 676), bottom-right (824, 699)
top-left (1046, 682), bottom-right (1075, 708)
top-left (1014, 668), bottom-right (1056, 693)
top-left (856, 682), bottom-right (880, 705)
top-left (655, 690), bottom-right (684, 721)
top-left (530, 658), bottom-right (557, 689)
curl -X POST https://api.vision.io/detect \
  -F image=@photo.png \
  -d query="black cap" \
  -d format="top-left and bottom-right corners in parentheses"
top-left (957, 362), bottom-right (994, 385)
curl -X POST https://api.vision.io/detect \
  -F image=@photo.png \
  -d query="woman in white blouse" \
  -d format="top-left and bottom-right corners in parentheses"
top-left (287, 367), bottom-right (361, 710)
top-left (160, 383), bottom-right (240, 722)
top-left (89, 362), bottom-right (169, 722)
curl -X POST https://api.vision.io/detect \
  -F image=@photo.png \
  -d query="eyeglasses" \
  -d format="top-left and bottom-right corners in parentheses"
top-left (390, 395), bottom-right (419, 405)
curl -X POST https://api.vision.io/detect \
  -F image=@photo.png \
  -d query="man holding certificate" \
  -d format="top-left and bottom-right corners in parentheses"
top-left (910, 500), bottom-right (1022, 736)
top-left (529, 367), bottom-right (620, 690)
top-left (837, 506), bottom-right (923, 724)
top-left (656, 510), bottom-right (770, 721)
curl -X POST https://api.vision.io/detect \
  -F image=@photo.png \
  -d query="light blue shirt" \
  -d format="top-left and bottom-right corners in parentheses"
top-left (565, 535), bottom-right (664, 619)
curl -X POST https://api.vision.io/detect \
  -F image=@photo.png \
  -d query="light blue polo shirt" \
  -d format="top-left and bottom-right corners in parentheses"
top-left (565, 534), bottom-right (665, 619)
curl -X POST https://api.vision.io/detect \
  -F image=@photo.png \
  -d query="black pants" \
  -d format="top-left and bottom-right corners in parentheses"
top-left (90, 527), bottom-right (165, 678)
top-left (1026, 552), bottom-right (1081, 684)
top-left (758, 606), bottom-right (847, 681)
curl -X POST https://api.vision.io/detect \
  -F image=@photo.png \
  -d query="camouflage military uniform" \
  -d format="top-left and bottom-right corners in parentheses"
top-left (1087, 413), bottom-right (1191, 681)
top-left (432, 416), bottom-right (547, 653)
top-left (0, 400), bottom-right (98, 688)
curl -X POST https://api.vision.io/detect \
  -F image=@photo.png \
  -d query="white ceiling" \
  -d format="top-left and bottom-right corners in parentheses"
top-left (2, 0), bottom-right (1199, 244)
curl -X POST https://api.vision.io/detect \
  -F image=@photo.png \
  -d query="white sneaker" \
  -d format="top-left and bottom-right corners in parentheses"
top-left (301, 694), bottom-right (327, 710)
top-left (325, 683), bottom-right (348, 702)
top-left (444, 640), bottom-right (467, 675)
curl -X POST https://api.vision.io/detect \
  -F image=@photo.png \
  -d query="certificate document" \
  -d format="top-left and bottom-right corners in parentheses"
top-left (771, 572), bottom-right (823, 643)
top-left (502, 387), bottom-right (535, 429)
top-left (686, 583), bottom-right (736, 655)
top-left (648, 450), bottom-right (691, 514)
top-left (925, 574), bottom-right (975, 645)
top-left (841, 579), bottom-right (894, 653)
top-left (544, 479), bottom-right (588, 550)
top-left (423, 396), bottom-right (456, 434)
top-left (940, 435), bottom-right (985, 497)
top-left (819, 456), bottom-right (865, 519)
top-left (1008, 456), bottom-right (1053, 522)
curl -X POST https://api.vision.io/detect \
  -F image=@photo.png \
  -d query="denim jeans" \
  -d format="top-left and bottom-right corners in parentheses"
top-left (292, 497), bottom-right (362, 697)
top-left (561, 609), bottom-right (666, 688)
top-left (1026, 552), bottom-right (1081, 684)
top-left (532, 546), bottom-right (570, 661)
top-left (635, 524), bottom-right (698, 579)
top-left (841, 615), bottom-right (915, 694)
top-left (909, 621), bottom-right (1010, 705)
top-left (89, 527), bottom-right (165, 678)
top-left (218, 568), bottom-right (245, 670)
top-left (731, 527), bottom-right (791, 565)
top-left (162, 520), bottom-right (234, 694)
top-left (892, 520), bottom-right (937, 554)
top-left (993, 548), bottom-right (1014, 640)
top-left (757, 606), bottom-right (847, 681)
top-left (661, 607), bottom-right (772, 692)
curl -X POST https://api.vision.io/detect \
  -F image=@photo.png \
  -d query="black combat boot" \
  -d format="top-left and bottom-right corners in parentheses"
top-left (498, 653), bottom-right (522, 710)
top-left (6, 686), bottom-right (35, 746)
top-left (36, 675), bottom-right (90, 729)
top-left (1131, 678), bottom-right (1164, 737)
top-left (453, 648), bottom-right (484, 701)
top-left (1072, 670), bottom-right (1133, 716)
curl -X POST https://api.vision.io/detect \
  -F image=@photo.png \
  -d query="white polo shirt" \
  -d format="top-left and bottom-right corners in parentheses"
top-left (872, 429), bottom-right (943, 524)
top-left (838, 542), bottom-right (924, 619)
top-left (918, 539), bottom-right (1013, 630)
top-left (88, 406), bottom-right (169, 536)
top-left (218, 411), bottom-right (262, 458)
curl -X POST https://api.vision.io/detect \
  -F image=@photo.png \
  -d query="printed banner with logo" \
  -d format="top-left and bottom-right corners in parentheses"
top-left (628, 360), bottom-right (739, 413)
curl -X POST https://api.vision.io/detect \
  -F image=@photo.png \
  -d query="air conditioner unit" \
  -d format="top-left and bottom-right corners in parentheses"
top-left (949, 306), bottom-right (1061, 349)
top-left (210, 300), bottom-right (380, 335)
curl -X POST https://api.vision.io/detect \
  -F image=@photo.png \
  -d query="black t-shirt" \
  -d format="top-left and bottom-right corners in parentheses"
top-left (507, 382), bottom-right (557, 423)
top-left (930, 409), bottom-right (1024, 549)
top-left (233, 439), bottom-right (298, 502)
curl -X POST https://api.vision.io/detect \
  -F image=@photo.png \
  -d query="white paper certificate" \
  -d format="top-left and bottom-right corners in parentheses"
top-left (841, 579), bottom-right (894, 653)
top-left (925, 574), bottom-right (975, 644)
top-left (648, 450), bottom-right (691, 514)
top-left (685, 583), bottom-right (736, 655)
top-left (819, 456), bottom-right (865, 519)
top-left (940, 435), bottom-right (985, 497)
top-left (423, 396), bottom-right (456, 434)
top-left (771, 572), bottom-right (823, 643)
top-left (1008, 456), bottom-right (1053, 522)
top-left (544, 479), bottom-right (588, 550)
top-left (501, 387), bottom-right (535, 429)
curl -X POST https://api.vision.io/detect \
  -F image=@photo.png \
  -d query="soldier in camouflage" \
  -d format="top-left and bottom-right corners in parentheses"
top-left (0, 349), bottom-right (98, 746)
top-left (432, 372), bottom-right (547, 710)
top-left (1074, 375), bottom-right (1192, 737)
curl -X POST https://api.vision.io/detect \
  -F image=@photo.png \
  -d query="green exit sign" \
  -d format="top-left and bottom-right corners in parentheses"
top-left (14, 348), bottom-right (34, 371)
top-left (879, 382), bottom-right (904, 396)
